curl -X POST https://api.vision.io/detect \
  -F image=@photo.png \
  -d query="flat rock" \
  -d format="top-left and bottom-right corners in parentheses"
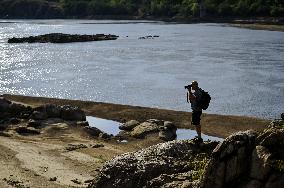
top-left (8, 33), bottom-right (119, 43)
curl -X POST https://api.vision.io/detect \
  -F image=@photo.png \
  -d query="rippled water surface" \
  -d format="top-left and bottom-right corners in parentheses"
top-left (0, 20), bottom-right (283, 119)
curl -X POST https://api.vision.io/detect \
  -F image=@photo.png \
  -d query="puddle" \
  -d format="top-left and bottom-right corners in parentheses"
top-left (86, 116), bottom-right (121, 136)
top-left (176, 129), bottom-right (224, 142)
top-left (86, 116), bottom-right (223, 142)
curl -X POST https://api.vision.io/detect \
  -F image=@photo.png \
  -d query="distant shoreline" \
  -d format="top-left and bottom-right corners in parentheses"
top-left (1, 16), bottom-right (284, 32)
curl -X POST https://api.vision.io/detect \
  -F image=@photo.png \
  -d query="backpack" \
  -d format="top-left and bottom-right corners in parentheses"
top-left (198, 89), bottom-right (211, 110)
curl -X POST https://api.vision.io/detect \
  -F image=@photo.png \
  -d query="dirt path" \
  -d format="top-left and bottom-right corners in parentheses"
top-left (0, 126), bottom-right (161, 188)
top-left (0, 136), bottom-right (96, 187)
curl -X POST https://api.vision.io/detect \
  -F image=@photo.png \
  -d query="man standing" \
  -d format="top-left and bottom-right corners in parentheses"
top-left (187, 81), bottom-right (203, 142)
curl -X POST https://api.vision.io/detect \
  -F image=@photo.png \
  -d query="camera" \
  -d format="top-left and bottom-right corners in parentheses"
top-left (184, 84), bottom-right (192, 89)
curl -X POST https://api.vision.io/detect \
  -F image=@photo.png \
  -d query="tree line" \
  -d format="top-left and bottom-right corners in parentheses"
top-left (0, 0), bottom-right (283, 19)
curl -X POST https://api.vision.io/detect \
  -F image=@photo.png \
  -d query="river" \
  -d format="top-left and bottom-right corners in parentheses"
top-left (0, 20), bottom-right (283, 119)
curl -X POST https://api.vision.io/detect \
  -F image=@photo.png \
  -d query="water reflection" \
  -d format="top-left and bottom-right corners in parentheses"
top-left (176, 129), bottom-right (223, 141)
top-left (86, 116), bottom-right (121, 136)
top-left (86, 116), bottom-right (223, 142)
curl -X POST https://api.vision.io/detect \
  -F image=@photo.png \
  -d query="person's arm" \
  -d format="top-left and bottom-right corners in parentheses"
top-left (188, 90), bottom-right (196, 101)
top-left (187, 90), bottom-right (196, 102)
top-left (187, 92), bottom-right (189, 103)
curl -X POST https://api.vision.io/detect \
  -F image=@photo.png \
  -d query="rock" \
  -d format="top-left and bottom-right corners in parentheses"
top-left (268, 120), bottom-right (284, 129)
top-left (19, 113), bottom-right (32, 119)
top-left (159, 128), bottom-right (177, 141)
top-left (0, 124), bottom-right (8, 131)
top-left (45, 104), bottom-right (61, 118)
top-left (8, 103), bottom-right (27, 115)
top-left (130, 122), bottom-right (159, 138)
top-left (66, 144), bottom-right (88, 151)
top-left (60, 105), bottom-right (86, 121)
top-left (9, 118), bottom-right (21, 125)
top-left (84, 126), bottom-right (103, 137)
top-left (242, 180), bottom-right (263, 188)
top-left (159, 121), bottom-right (177, 141)
top-left (145, 172), bottom-right (199, 188)
top-left (119, 120), bottom-right (139, 131)
top-left (49, 177), bottom-right (57, 181)
top-left (71, 178), bottom-right (81, 184)
top-left (250, 146), bottom-right (271, 180)
top-left (76, 121), bottom-right (89, 127)
top-left (8, 33), bottom-right (119, 43)
top-left (201, 130), bottom-right (257, 188)
top-left (27, 119), bottom-right (42, 128)
top-left (212, 130), bottom-right (257, 160)
top-left (0, 97), bottom-right (11, 111)
top-left (0, 131), bottom-right (12, 137)
top-left (99, 132), bottom-right (112, 139)
top-left (265, 174), bottom-right (284, 188)
top-left (164, 121), bottom-right (176, 129)
top-left (146, 119), bottom-right (164, 126)
top-left (15, 126), bottom-right (40, 135)
top-left (31, 111), bottom-right (48, 120)
top-left (88, 140), bottom-right (217, 188)
top-left (257, 127), bottom-right (284, 150)
top-left (92, 144), bottom-right (104, 148)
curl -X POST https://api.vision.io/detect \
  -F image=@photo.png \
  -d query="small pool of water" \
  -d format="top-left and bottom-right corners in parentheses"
top-left (86, 116), bottom-right (121, 136)
top-left (176, 129), bottom-right (224, 142)
top-left (86, 116), bottom-right (224, 142)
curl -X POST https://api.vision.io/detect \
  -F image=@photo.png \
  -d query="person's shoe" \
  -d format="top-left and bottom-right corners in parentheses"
top-left (193, 136), bottom-right (203, 143)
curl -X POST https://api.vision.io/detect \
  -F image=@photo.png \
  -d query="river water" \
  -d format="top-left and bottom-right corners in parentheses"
top-left (0, 20), bottom-right (283, 119)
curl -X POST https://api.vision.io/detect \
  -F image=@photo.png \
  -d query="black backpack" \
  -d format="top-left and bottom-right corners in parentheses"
top-left (198, 89), bottom-right (211, 110)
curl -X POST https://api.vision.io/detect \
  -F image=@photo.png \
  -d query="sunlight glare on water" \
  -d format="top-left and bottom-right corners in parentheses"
top-left (0, 20), bottom-right (283, 119)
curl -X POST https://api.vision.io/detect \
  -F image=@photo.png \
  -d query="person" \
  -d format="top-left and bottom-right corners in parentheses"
top-left (186, 81), bottom-right (203, 142)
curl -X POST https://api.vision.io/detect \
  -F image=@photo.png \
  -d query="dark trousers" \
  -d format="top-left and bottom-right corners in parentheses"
top-left (192, 110), bottom-right (202, 125)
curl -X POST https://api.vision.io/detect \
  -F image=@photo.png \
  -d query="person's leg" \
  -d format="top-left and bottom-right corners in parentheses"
top-left (192, 111), bottom-right (202, 139)
top-left (195, 124), bottom-right (201, 138)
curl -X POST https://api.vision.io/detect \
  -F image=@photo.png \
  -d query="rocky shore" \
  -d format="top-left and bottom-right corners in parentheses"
top-left (0, 95), bottom-right (279, 188)
top-left (8, 33), bottom-right (119, 43)
top-left (89, 119), bottom-right (284, 188)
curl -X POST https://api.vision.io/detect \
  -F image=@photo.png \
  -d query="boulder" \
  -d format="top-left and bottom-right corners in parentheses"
top-left (264, 174), bottom-right (284, 188)
top-left (242, 180), bottom-right (263, 188)
top-left (76, 121), bottom-right (89, 127)
top-left (15, 126), bottom-right (41, 135)
top-left (9, 118), bottom-right (21, 125)
top-left (84, 126), bottom-right (103, 137)
top-left (250, 146), bottom-right (271, 180)
top-left (146, 119), bottom-right (164, 126)
top-left (130, 122), bottom-right (159, 138)
top-left (159, 121), bottom-right (177, 141)
top-left (44, 104), bottom-right (61, 118)
top-left (119, 120), bottom-right (139, 131)
top-left (9, 103), bottom-right (28, 115)
top-left (0, 124), bottom-right (9, 131)
top-left (0, 97), bottom-right (11, 111)
top-left (60, 105), bottom-right (86, 121)
top-left (31, 111), bottom-right (48, 120)
top-left (65, 144), bottom-right (88, 151)
top-left (200, 130), bottom-right (257, 188)
top-left (88, 140), bottom-right (218, 188)
top-left (27, 119), bottom-right (42, 128)
top-left (99, 132), bottom-right (112, 139)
